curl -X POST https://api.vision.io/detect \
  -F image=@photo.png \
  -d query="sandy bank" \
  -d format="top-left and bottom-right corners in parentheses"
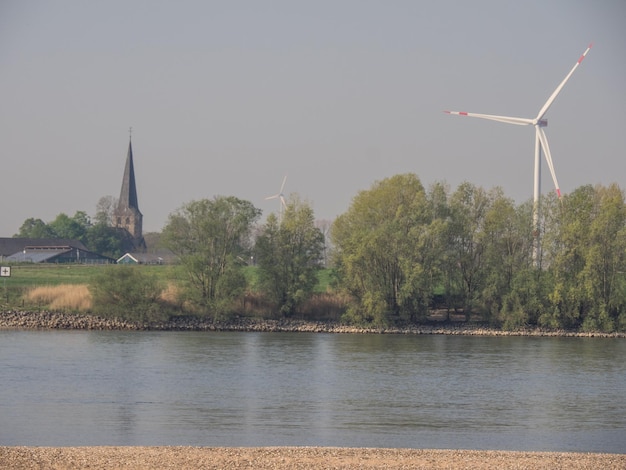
top-left (1, 447), bottom-right (624, 469)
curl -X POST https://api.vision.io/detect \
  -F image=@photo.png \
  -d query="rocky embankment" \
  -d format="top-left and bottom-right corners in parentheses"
top-left (1, 310), bottom-right (625, 337)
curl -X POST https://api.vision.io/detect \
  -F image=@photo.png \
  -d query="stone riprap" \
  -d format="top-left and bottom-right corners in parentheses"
top-left (1, 310), bottom-right (624, 337)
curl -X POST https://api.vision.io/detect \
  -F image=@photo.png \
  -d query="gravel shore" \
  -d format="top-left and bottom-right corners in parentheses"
top-left (1, 447), bottom-right (625, 470)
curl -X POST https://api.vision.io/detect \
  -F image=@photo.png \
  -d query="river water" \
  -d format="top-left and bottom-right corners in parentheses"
top-left (0, 330), bottom-right (624, 452)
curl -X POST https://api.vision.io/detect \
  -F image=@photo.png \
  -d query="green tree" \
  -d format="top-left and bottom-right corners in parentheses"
top-left (480, 190), bottom-right (533, 324)
top-left (162, 196), bottom-right (261, 315)
top-left (86, 223), bottom-right (127, 258)
top-left (255, 196), bottom-right (325, 317)
top-left (551, 184), bottom-right (626, 332)
top-left (14, 218), bottom-right (56, 238)
top-left (331, 174), bottom-right (434, 325)
top-left (425, 182), bottom-right (456, 317)
top-left (49, 211), bottom-right (90, 243)
top-left (542, 185), bottom-right (595, 329)
top-left (445, 182), bottom-right (492, 321)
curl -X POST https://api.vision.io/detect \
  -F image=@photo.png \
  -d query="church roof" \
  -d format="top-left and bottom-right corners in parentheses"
top-left (118, 139), bottom-right (141, 214)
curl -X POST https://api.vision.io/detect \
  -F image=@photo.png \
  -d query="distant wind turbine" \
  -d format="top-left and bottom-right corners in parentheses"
top-left (444, 44), bottom-right (592, 266)
top-left (265, 174), bottom-right (288, 221)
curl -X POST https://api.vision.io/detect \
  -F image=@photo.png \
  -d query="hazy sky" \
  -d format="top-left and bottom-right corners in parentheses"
top-left (1, 1), bottom-right (625, 235)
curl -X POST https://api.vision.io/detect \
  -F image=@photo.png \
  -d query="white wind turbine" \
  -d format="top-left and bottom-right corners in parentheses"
top-left (265, 174), bottom-right (288, 222)
top-left (444, 44), bottom-right (592, 266)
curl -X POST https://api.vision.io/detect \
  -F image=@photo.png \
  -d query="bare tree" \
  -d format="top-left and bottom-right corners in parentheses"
top-left (94, 196), bottom-right (118, 226)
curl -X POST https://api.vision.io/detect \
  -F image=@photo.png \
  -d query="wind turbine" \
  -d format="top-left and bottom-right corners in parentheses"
top-left (265, 174), bottom-right (288, 222)
top-left (444, 44), bottom-right (592, 266)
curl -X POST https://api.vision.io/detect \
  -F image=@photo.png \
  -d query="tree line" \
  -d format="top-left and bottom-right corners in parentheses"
top-left (14, 174), bottom-right (626, 332)
top-left (331, 174), bottom-right (626, 332)
top-left (14, 196), bottom-right (129, 257)
top-left (161, 194), bottom-right (325, 319)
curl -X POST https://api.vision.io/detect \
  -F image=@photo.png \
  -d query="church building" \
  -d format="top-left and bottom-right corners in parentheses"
top-left (114, 137), bottom-right (147, 252)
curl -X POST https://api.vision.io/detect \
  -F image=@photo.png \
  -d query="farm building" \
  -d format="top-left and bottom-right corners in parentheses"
top-left (0, 238), bottom-right (115, 264)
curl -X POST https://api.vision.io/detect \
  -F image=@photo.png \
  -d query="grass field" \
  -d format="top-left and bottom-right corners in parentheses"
top-left (2, 264), bottom-right (183, 288)
top-left (3, 264), bottom-right (332, 288)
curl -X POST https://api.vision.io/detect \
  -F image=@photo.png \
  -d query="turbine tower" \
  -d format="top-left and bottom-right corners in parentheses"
top-left (265, 174), bottom-right (288, 222)
top-left (444, 44), bottom-right (592, 266)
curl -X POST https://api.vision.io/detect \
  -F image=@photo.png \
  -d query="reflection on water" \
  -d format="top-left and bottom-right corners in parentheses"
top-left (0, 330), bottom-right (625, 452)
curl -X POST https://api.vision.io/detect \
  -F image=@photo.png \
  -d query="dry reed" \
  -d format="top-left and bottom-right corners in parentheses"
top-left (298, 292), bottom-right (349, 321)
top-left (159, 282), bottom-right (180, 304)
top-left (26, 284), bottom-right (92, 311)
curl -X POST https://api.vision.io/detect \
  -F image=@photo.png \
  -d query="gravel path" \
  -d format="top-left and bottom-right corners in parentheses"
top-left (1, 447), bottom-right (624, 469)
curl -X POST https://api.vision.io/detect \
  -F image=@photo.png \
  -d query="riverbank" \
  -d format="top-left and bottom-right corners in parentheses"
top-left (1, 310), bottom-right (625, 337)
top-left (1, 447), bottom-right (624, 469)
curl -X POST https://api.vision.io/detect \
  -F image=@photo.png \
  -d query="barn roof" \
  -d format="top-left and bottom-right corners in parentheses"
top-left (0, 238), bottom-right (88, 257)
top-left (6, 248), bottom-right (72, 263)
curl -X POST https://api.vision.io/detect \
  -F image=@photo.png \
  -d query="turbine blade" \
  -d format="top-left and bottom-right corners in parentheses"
top-left (280, 195), bottom-right (287, 208)
top-left (536, 127), bottom-right (561, 198)
top-left (444, 111), bottom-right (532, 126)
top-left (535, 44), bottom-right (592, 121)
top-left (265, 194), bottom-right (279, 200)
top-left (280, 174), bottom-right (288, 193)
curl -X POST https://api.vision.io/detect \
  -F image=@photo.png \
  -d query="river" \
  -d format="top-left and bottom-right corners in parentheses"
top-left (0, 330), bottom-right (624, 452)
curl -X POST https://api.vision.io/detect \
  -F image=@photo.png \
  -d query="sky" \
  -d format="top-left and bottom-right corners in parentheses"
top-left (1, 1), bottom-right (625, 235)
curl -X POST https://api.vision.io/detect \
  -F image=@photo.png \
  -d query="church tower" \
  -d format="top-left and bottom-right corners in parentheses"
top-left (115, 137), bottom-right (146, 251)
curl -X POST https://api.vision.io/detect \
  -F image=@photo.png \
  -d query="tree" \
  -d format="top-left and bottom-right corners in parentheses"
top-left (331, 174), bottom-right (434, 325)
top-left (478, 192), bottom-right (540, 327)
top-left (445, 182), bottom-right (492, 321)
top-left (162, 196), bottom-right (261, 315)
top-left (424, 182), bottom-right (455, 315)
top-left (49, 211), bottom-right (90, 243)
top-left (14, 218), bottom-right (56, 238)
top-left (542, 185), bottom-right (595, 329)
top-left (255, 196), bottom-right (325, 317)
top-left (477, 191), bottom-right (524, 319)
top-left (582, 184), bottom-right (626, 331)
top-left (94, 196), bottom-right (118, 226)
top-left (545, 184), bottom-right (626, 332)
top-left (86, 223), bottom-right (127, 258)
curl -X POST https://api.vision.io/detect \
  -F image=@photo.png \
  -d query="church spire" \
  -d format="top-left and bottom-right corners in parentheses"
top-left (115, 133), bottom-right (145, 252)
top-left (119, 138), bottom-right (140, 212)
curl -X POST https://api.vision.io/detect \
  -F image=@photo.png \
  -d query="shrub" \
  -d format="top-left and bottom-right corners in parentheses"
top-left (581, 304), bottom-right (615, 333)
top-left (497, 293), bottom-right (528, 331)
top-left (89, 265), bottom-right (166, 322)
top-left (341, 291), bottom-right (389, 327)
